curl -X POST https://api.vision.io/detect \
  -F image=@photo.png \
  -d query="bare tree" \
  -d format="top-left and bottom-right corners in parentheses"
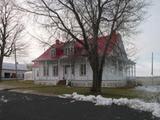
top-left (0, 0), bottom-right (25, 80)
top-left (25, 0), bottom-right (148, 93)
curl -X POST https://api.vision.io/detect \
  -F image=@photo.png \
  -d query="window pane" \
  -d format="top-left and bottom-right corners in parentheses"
top-left (37, 70), bottom-right (39, 77)
top-left (65, 66), bottom-right (67, 74)
top-left (84, 64), bottom-right (86, 75)
top-left (53, 65), bottom-right (58, 76)
top-left (43, 64), bottom-right (46, 76)
top-left (51, 48), bottom-right (56, 57)
top-left (46, 64), bottom-right (49, 76)
top-left (72, 65), bottom-right (74, 75)
top-left (80, 64), bottom-right (86, 76)
top-left (56, 66), bottom-right (58, 76)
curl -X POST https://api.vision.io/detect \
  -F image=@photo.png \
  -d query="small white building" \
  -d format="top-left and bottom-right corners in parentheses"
top-left (24, 71), bottom-right (33, 80)
top-left (32, 33), bottom-right (136, 87)
top-left (2, 63), bottom-right (28, 80)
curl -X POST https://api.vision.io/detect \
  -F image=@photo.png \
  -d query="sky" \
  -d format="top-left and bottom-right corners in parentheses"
top-left (135, 0), bottom-right (160, 76)
top-left (4, 0), bottom-right (160, 76)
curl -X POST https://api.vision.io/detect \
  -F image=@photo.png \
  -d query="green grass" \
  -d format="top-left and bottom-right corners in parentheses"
top-left (0, 80), bottom-right (144, 99)
top-left (27, 86), bottom-right (143, 99)
top-left (0, 80), bottom-right (90, 94)
top-left (31, 86), bottom-right (90, 95)
top-left (101, 88), bottom-right (140, 99)
top-left (0, 80), bottom-right (36, 88)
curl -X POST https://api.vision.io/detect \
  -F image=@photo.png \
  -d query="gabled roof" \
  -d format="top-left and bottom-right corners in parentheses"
top-left (74, 33), bottom-right (120, 56)
top-left (33, 32), bottom-right (127, 63)
top-left (33, 41), bottom-right (64, 62)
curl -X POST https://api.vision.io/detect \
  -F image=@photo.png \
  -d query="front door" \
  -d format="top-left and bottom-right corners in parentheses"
top-left (63, 65), bottom-right (71, 80)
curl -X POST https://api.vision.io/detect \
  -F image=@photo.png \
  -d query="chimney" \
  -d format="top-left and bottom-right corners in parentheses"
top-left (56, 39), bottom-right (60, 44)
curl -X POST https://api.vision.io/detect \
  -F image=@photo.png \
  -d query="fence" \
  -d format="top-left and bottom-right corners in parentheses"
top-left (136, 76), bottom-right (160, 85)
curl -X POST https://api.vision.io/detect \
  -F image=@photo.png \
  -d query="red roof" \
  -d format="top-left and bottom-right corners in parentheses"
top-left (74, 33), bottom-right (119, 56)
top-left (33, 33), bottom-right (120, 63)
top-left (33, 41), bottom-right (64, 62)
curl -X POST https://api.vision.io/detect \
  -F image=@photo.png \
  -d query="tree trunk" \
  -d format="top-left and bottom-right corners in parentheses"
top-left (91, 69), bottom-right (102, 93)
top-left (89, 57), bottom-right (103, 93)
top-left (89, 54), bottom-right (104, 94)
top-left (0, 57), bottom-right (4, 81)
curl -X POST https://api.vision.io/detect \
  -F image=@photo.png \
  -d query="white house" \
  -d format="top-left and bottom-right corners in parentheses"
top-left (32, 33), bottom-right (136, 87)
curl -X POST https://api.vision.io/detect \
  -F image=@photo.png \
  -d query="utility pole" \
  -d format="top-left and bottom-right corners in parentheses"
top-left (151, 52), bottom-right (153, 76)
top-left (14, 40), bottom-right (17, 79)
top-left (151, 52), bottom-right (153, 85)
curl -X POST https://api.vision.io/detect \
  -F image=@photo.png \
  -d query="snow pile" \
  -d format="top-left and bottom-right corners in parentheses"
top-left (95, 95), bottom-right (113, 105)
top-left (135, 85), bottom-right (160, 93)
top-left (0, 96), bottom-right (8, 103)
top-left (59, 92), bottom-right (160, 118)
top-left (113, 99), bottom-right (160, 117)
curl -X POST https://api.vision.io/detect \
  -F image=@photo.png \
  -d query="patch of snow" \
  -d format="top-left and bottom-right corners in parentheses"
top-left (70, 100), bottom-right (75, 103)
top-left (95, 95), bottom-right (112, 105)
top-left (10, 89), bottom-right (34, 94)
top-left (59, 92), bottom-right (160, 118)
top-left (0, 96), bottom-right (8, 103)
top-left (135, 86), bottom-right (160, 93)
top-left (58, 95), bottom-right (67, 99)
top-left (21, 90), bottom-right (33, 94)
top-left (24, 96), bottom-right (32, 101)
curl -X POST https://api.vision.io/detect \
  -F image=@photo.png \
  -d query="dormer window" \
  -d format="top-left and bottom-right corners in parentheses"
top-left (51, 48), bottom-right (56, 57)
top-left (70, 47), bottom-right (73, 54)
top-left (64, 47), bottom-right (74, 55)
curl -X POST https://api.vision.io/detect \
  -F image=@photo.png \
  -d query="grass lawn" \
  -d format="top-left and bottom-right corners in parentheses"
top-left (0, 80), bottom-right (146, 99)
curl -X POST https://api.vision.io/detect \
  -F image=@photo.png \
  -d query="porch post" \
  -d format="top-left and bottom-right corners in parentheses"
top-left (130, 65), bottom-right (132, 79)
top-left (134, 64), bottom-right (136, 78)
top-left (130, 65), bottom-right (133, 79)
top-left (133, 65), bottom-right (134, 78)
top-left (116, 60), bottom-right (119, 75)
top-left (57, 60), bottom-right (59, 83)
top-left (128, 65), bottom-right (130, 78)
top-left (132, 65), bottom-right (134, 78)
top-left (122, 62), bottom-right (123, 77)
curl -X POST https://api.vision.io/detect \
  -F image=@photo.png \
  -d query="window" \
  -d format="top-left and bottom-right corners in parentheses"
top-left (64, 48), bottom-right (67, 55)
top-left (64, 65), bottom-right (68, 74)
top-left (110, 67), bottom-right (115, 73)
top-left (119, 62), bottom-right (123, 71)
top-left (64, 47), bottom-right (74, 55)
top-left (51, 48), bottom-right (56, 57)
top-left (4, 73), bottom-right (10, 78)
top-left (37, 70), bottom-right (39, 77)
top-left (43, 64), bottom-right (46, 76)
top-left (43, 63), bottom-right (49, 76)
top-left (53, 65), bottom-right (58, 76)
top-left (71, 47), bottom-right (73, 54)
top-left (71, 65), bottom-right (74, 75)
top-left (80, 64), bottom-right (86, 76)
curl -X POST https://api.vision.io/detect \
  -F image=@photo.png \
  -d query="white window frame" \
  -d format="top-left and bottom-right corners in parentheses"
top-left (71, 64), bottom-right (74, 75)
top-left (51, 48), bottom-right (56, 57)
top-left (80, 64), bottom-right (86, 76)
top-left (64, 46), bottom-right (74, 55)
top-left (43, 62), bottom-right (49, 76)
top-left (53, 65), bottom-right (58, 76)
top-left (37, 69), bottom-right (39, 77)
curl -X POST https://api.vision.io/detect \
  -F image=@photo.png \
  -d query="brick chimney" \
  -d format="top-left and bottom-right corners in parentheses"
top-left (56, 39), bottom-right (60, 45)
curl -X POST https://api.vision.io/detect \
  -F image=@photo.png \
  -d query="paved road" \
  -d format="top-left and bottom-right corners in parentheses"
top-left (0, 91), bottom-right (159, 120)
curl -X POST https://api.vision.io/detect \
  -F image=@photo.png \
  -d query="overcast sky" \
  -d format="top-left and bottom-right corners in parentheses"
top-left (4, 0), bottom-right (160, 76)
top-left (135, 0), bottom-right (160, 76)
